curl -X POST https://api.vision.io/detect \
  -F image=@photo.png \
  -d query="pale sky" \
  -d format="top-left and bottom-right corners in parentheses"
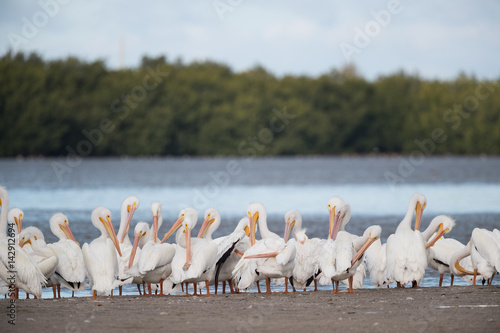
top-left (1, 0), bottom-right (499, 80)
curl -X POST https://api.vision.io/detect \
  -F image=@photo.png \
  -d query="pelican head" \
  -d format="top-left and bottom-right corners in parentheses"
top-left (161, 207), bottom-right (198, 243)
top-left (128, 222), bottom-right (150, 268)
top-left (247, 202), bottom-right (266, 246)
top-left (235, 217), bottom-right (251, 237)
top-left (7, 208), bottom-right (24, 234)
top-left (50, 212), bottom-right (79, 245)
top-left (410, 193), bottom-right (427, 231)
top-left (151, 201), bottom-right (162, 243)
top-left (351, 225), bottom-right (382, 266)
top-left (425, 215), bottom-right (455, 249)
top-left (91, 206), bottom-right (122, 256)
top-left (327, 196), bottom-right (350, 240)
top-left (284, 209), bottom-right (302, 243)
top-left (120, 196), bottom-right (140, 243)
top-left (19, 226), bottom-right (45, 248)
top-left (295, 228), bottom-right (308, 245)
top-left (198, 207), bottom-right (221, 239)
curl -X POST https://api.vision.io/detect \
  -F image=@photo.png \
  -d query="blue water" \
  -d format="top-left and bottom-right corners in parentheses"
top-left (1, 156), bottom-right (499, 297)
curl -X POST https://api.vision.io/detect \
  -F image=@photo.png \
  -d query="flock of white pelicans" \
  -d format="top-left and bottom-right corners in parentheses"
top-left (0, 185), bottom-right (499, 300)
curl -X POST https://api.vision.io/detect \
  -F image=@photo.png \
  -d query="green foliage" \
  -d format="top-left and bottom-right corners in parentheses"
top-left (1, 51), bottom-right (499, 156)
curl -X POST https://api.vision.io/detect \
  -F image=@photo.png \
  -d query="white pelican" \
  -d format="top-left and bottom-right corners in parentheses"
top-left (82, 206), bottom-right (124, 298)
top-left (323, 197), bottom-right (367, 289)
top-left (427, 236), bottom-right (482, 286)
top-left (451, 228), bottom-right (499, 285)
top-left (46, 213), bottom-right (87, 298)
top-left (282, 209), bottom-right (323, 291)
top-left (127, 202), bottom-right (177, 296)
top-left (319, 217), bottom-right (381, 293)
top-left (0, 189), bottom-right (46, 299)
top-left (364, 238), bottom-right (392, 287)
top-left (421, 215), bottom-right (458, 286)
top-left (19, 226), bottom-right (59, 298)
top-left (385, 193), bottom-right (428, 288)
top-left (116, 196), bottom-right (140, 295)
top-left (168, 208), bottom-right (218, 296)
top-left (232, 202), bottom-right (296, 293)
top-left (197, 208), bottom-right (251, 294)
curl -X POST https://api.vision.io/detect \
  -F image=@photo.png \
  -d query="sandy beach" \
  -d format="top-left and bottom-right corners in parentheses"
top-left (2, 285), bottom-right (499, 332)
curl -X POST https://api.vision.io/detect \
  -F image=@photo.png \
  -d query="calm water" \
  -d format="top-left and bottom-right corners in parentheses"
top-left (1, 156), bottom-right (499, 296)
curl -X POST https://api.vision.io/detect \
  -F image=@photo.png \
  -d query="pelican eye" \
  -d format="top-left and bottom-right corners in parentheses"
top-left (34, 236), bottom-right (38, 240)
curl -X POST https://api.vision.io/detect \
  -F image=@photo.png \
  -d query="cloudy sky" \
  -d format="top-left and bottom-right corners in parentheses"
top-left (1, 0), bottom-right (499, 80)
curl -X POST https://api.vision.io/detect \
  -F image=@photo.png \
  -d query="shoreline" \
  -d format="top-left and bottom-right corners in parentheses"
top-left (2, 285), bottom-right (499, 332)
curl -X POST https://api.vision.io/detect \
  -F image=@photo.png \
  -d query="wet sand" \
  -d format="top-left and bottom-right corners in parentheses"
top-left (2, 286), bottom-right (499, 332)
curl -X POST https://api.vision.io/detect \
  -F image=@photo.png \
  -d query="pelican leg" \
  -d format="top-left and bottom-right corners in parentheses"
top-left (147, 283), bottom-right (152, 295)
top-left (193, 283), bottom-right (198, 296)
top-left (119, 285), bottom-right (122, 296)
top-left (256, 280), bottom-right (262, 293)
top-left (412, 280), bottom-right (418, 288)
top-left (331, 278), bottom-right (337, 293)
top-left (314, 279), bottom-right (318, 291)
top-left (26, 293), bottom-right (30, 299)
top-left (204, 280), bottom-right (212, 297)
top-left (142, 281), bottom-right (146, 294)
top-left (348, 276), bottom-right (354, 293)
top-left (284, 278), bottom-right (290, 293)
top-left (57, 284), bottom-right (61, 298)
top-left (439, 274), bottom-right (443, 287)
top-left (450, 274), bottom-right (454, 286)
top-left (110, 290), bottom-right (114, 299)
top-left (222, 281), bottom-right (226, 294)
top-left (472, 269), bottom-right (477, 286)
top-left (136, 284), bottom-right (142, 295)
top-left (336, 280), bottom-right (340, 293)
top-left (488, 275), bottom-right (494, 286)
top-left (159, 279), bottom-right (164, 295)
top-left (181, 283), bottom-right (185, 292)
top-left (34, 295), bottom-right (38, 299)
top-left (92, 290), bottom-right (97, 299)
top-left (265, 278), bottom-right (272, 294)
top-left (229, 279), bottom-right (235, 293)
top-left (72, 291), bottom-right (75, 298)
top-left (52, 285), bottom-right (57, 298)
top-left (185, 284), bottom-right (192, 297)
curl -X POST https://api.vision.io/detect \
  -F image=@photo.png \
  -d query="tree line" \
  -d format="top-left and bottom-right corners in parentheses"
top-left (1, 51), bottom-right (499, 157)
